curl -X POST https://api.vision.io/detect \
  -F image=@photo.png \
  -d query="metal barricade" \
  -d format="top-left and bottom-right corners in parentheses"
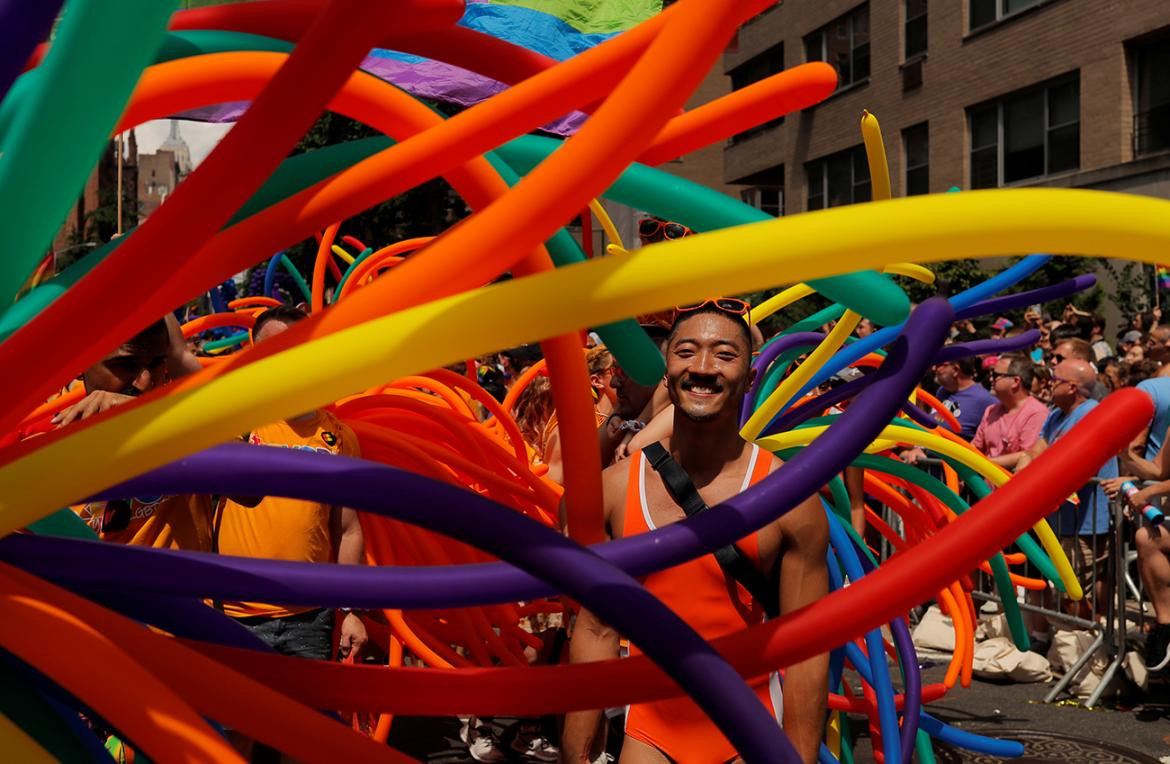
top-left (906, 460), bottom-right (1157, 708)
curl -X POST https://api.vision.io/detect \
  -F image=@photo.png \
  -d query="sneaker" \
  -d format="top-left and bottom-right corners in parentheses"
top-left (509, 723), bottom-right (559, 762)
top-left (462, 719), bottom-right (507, 763)
top-left (1144, 622), bottom-right (1170, 674)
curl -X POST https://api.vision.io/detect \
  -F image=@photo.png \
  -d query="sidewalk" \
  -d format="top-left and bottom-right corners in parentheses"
top-left (849, 659), bottom-right (1170, 763)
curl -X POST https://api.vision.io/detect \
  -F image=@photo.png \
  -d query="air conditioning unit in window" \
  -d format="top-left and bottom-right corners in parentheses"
top-left (902, 58), bottom-right (923, 92)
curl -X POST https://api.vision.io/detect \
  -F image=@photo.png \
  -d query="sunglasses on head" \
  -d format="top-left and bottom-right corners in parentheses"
top-left (676, 297), bottom-right (750, 317)
top-left (639, 218), bottom-right (693, 240)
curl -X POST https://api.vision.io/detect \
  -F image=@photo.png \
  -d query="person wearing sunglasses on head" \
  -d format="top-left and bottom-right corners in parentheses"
top-left (1049, 337), bottom-right (1108, 401)
top-left (562, 298), bottom-right (829, 764)
top-left (1016, 359), bottom-right (1118, 621)
top-left (637, 216), bottom-right (693, 245)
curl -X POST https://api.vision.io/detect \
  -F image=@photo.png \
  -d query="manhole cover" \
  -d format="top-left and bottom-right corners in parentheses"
top-left (934, 728), bottom-right (1161, 763)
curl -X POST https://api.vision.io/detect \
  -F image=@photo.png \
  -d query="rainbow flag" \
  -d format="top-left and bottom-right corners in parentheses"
top-left (1159, 264), bottom-right (1170, 290)
top-left (181, 0), bottom-right (661, 135)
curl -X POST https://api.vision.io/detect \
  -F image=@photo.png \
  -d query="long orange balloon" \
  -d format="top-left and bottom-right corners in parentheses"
top-left (0, 572), bottom-right (241, 762)
top-left (0, 0), bottom-right (774, 437)
top-left (311, 222), bottom-right (342, 314)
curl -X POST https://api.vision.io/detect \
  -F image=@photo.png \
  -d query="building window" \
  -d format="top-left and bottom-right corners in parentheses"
top-left (903, 122), bottom-right (929, 195)
top-left (905, 0), bottom-right (927, 59)
top-left (742, 186), bottom-right (784, 217)
top-left (1132, 34), bottom-right (1170, 156)
top-left (729, 44), bottom-right (785, 142)
top-left (805, 4), bottom-right (869, 91)
top-left (970, 0), bottom-right (1044, 31)
top-left (806, 146), bottom-right (870, 210)
top-left (968, 73), bottom-right (1079, 188)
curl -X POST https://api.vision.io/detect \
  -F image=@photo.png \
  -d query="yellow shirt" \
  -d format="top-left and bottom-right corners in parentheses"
top-left (73, 494), bottom-right (214, 551)
top-left (216, 410), bottom-right (359, 618)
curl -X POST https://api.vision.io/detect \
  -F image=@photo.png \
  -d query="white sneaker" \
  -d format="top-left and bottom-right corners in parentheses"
top-left (510, 724), bottom-right (559, 762)
top-left (463, 719), bottom-right (507, 763)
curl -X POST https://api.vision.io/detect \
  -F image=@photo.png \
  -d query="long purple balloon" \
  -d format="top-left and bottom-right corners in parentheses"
top-left (72, 586), bottom-right (270, 652)
top-left (78, 464), bottom-right (796, 755)
top-left (744, 331), bottom-right (826, 422)
top-left (953, 274), bottom-right (1096, 321)
top-left (0, 0), bottom-right (61, 104)
top-left (1, 300), bottom-right (955, 616)
top-left (933, 329), bottom-right (1040, 363)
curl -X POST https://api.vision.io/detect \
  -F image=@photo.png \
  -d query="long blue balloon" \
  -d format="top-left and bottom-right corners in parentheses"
top-left (825, 504), bottom-right (902, 764)
top-left (769, 255), bottom-right (1052, 428)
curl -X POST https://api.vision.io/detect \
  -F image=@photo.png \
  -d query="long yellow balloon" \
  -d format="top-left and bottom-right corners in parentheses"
top-left (861, 110), bottom-right (892, 202)
top-left (749, 262), bottom-right (931, 326)
top-left (1, 188), bottom-right (1168, 530)
top-left (0, 713), bottom-right (55, 764)
top-left (758, 424), bottom-right (1081, 599)
top-left (330, 245), bottom-right (356, 265)
top-left (748, 283), bottom-right (815, 324)
top-left (587, 199), bottom-right (626, 252)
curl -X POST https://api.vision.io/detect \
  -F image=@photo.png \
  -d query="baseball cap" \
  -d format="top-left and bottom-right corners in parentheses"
top-left (1123, 330), bottom-right (1143, 344)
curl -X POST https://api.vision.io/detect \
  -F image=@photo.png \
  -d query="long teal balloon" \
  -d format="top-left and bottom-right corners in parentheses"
top-left (0, 0), bottom-right (177, 305)
top-left (496, 136), bottom-right (910, 328)
top-left (0, 30), bottom-right (294, 138)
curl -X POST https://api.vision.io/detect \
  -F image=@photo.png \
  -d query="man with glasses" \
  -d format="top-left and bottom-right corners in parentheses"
top-left (971, 353), bottom-right (1048, 470)
top-left (1018, 359), bottom-right (1117, 615)
top-left (563, 299), bottom-right (828, 764)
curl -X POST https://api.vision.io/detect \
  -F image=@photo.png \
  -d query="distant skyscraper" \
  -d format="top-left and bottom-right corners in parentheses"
top-left (158, 119), bottom-right (192, 176)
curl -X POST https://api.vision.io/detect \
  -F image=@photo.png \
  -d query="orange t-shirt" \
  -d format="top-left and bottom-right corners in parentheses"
top-left (73, 494), bottom-right (214, 551)
top-left (216, 410), bottom-right (360, 618)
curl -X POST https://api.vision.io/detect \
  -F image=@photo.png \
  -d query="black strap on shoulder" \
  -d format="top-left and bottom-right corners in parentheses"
top-left (642, 443), bottom-right (779, 618)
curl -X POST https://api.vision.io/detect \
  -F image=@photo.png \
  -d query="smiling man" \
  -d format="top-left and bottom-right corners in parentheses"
top-left (562, 299), bottom-right (829, 764)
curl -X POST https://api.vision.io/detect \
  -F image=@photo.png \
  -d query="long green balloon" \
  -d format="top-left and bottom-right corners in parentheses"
top-left (0, 30), bottom-right (295, 138)
top-left (0, 0), bottom-right (177, 305)
top-left (496, 136), bottom-right (911, 328)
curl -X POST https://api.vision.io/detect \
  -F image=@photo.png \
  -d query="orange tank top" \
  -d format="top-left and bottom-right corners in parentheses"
top-left (621, 444), bottom-right (782, 764)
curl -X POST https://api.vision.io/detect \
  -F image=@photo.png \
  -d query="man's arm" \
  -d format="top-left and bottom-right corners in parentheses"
top-left (1014, 437), bottom-right (1048, 472)
top-left (778, 495), bottom-right (830, 764)
top-left (164, 313), bottom-right (204, 378)
top-left (331, 506), bottom-right (368, 659)
top-left (561, 465), bottom-right (625, 763)
top-left (1119, 426), bottom-right (1162, 481)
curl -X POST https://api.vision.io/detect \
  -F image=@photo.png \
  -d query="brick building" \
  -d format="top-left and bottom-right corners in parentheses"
top-left (51, 133), bottom-right (139, 263)
top-left (724, 0), bottom-right (1170, 215)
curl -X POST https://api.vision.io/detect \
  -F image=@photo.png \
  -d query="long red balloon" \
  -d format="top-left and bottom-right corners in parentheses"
top-left (174, 391), bottom-right (1151, 715)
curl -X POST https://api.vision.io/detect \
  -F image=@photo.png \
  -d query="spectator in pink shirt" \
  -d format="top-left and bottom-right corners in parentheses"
top-left (972, 353), bottom-right (1049, 469)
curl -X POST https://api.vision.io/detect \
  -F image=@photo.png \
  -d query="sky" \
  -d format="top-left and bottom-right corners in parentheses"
top-left (132, 119), bottom-right (233, 167)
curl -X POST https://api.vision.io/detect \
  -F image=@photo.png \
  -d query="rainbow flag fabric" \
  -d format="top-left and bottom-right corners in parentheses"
top-left (182, 0), bottom-right (662, 135)
top-left (1159, 264), bottom-right (1170, 290)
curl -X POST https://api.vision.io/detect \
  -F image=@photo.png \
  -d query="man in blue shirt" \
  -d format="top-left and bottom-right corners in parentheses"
top-left (1018, 359), bottom-right (1117, 617)
top-left (933, 356), bottom-right (997, 441)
